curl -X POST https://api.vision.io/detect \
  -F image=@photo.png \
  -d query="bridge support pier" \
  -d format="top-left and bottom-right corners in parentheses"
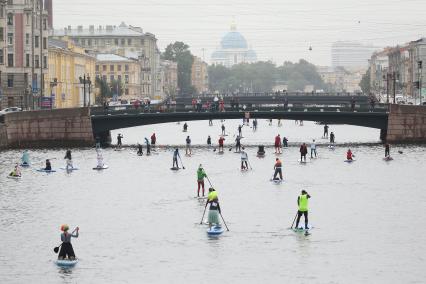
top-left (380, 129), bottom-right (387, 142)
top-left (94, 131), bottom-right (111, 147)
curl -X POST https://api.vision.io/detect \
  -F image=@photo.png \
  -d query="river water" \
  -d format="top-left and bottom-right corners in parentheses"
top-left (0, 119), bottom-right (425, 283)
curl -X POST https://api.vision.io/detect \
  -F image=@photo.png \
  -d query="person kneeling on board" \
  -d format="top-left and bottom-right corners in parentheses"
top-left (273, 158), bottom-right (283, 180)
top-left (346, 149), bottom-right (353, 160)
top-left (45, 159), bottom-right (52, 171)
top-left (9, 164), bottom-right (21, 177)
top-left (58, 225), bottom-right (79, 260)
top-left (295, 190), bottom-right (311, 229)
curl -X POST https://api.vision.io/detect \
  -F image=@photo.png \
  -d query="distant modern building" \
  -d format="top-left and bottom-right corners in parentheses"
top-left (0, 0), bottom-right (49, 109)
top-left (211, 23), bottom-right (257, 68)
top-left (332, 41), bottom-right (376, 71)
top-left (53, 22), bottom-right (159, 98)
top-left (191, 56), bottom-right (209, 94)
top-left (317, 66), bottom-right (362, 93)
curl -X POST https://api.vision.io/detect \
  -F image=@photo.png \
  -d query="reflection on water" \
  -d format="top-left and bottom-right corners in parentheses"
top-left (0, 120), bottom-right (425, 283)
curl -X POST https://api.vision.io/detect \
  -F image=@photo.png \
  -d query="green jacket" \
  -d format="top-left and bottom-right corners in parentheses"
top-left (197, 168), bottom-right (207, 181)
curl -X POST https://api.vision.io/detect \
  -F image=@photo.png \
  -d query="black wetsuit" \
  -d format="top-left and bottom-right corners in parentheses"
top-left (385, 144), bottom-right (390, 157)
top-left (173, 151), bottom-right (180, 168)
top-left (45, 161), bottom-right (52, 171)
top-left (207, 137), bottom-right (211, 146)
top-left (137, 145), bottom-right (143, 155)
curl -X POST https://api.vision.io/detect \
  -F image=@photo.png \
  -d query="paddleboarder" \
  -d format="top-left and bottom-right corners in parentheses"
top-left (347, 149), bottom-right (353, 160)
top-left (45, 159), bottom-right (52, 171)
top-left (64, 150), bottom-right (73, 169)
top-left (183, 123), bottom-right (188, 132)
top-left (96, 149), bottom-right (104, 168)
top-left (330, 132), bottom-right (335, 144)
top-left (385, 143), bottom-right (390, 157)
top-left (273, 158), bottom-right (283, 180)
top-left (173, 148), bottom-right (181, 168)
top-left (21, 150), bottom-right (30, 166)
top-left (151, 133), bottom-right (156, 149)
top-left (253, 119), bottom-right (258, 131)
top-left (323, 124), bottom-right (329, 138)
top-left (197, 164), bottom-right (207, 197)
top-left (207, 136), bottom-right (212, 147)
top-left (208, 187), bottom-right (218, 201)
top-left (310, 139), bottom-right (317, 158)
top-left (221, 124), bottom-right (226, 136)
top-left (238, 125), bottom-right (243, 137)
top-left (117, 134), bottom-right (123, 148)
top-left (9, 164), bottom-right (21, 177)
top-left (240, 147), bottom-right (249, 170)
top-left (137, 143), bottom-right (143, 155)
top-left (283, 137), bottom-right (288, 147)
top-left (144, 137), bottom-right (151, 155)
top-left (275, 134), bottom-right (282, 154)
top-left (295, 190), bottom-right (311, 229)
top-left (235, 135), bottom-right (242, 152)
top-left (205, 195), bottom-right (221, 229)
top-left (186, 136), bottom-right (192, 155)
top-left (219, 136), bottom-right (225, 152)
top-left (58, 225), bottom-right (79, 260)
top-left (300, 143), bottom-right (308, 162)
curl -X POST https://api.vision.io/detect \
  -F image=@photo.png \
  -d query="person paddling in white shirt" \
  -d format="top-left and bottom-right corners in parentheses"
top-left (310, 139), bottom-right (317, 158)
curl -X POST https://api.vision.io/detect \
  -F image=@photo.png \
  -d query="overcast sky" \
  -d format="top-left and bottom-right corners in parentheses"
top-left (54, 0), bottom-right (426, 66)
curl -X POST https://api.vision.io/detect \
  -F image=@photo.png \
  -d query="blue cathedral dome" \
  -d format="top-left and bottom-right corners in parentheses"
top-left (220, 31), bottom-right (248, 49)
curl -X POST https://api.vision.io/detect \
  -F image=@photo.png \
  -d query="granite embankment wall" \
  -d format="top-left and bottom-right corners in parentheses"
top-left (387, 104), bottom-right (426, 142)
top-left (0, 108), bottom-right (94, 149)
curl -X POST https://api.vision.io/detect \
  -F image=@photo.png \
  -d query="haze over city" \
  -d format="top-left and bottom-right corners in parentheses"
top-left (55, 0), bottom-right (426, 65)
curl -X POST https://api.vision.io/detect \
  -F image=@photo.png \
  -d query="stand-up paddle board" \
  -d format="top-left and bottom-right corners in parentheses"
top-left (207, 226), bottom-right (224, 236)
top-left (36, 169), bottom-right (56, 173)
top-left (170, 167), bottom-right (180, 171)
top-left (93, 165), bottom-right (109, 170)
top-left (55, 259), bottom-right (78, 267)
top-left (60, 167), bottom-right (79, 171)
top-left (7, 175), bottom-right (22, 180)
top-left (383, 156), bottom-right (393, 161)
top-left (270, 178), bottom-right (283, 184)
top-left (20, 163), bottom-right (30, 168)
top-left (344, 160), bottom-right (355, 163)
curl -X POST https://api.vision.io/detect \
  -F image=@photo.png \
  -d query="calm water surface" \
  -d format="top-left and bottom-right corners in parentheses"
top-left (0, 120), bottom-right (425, 283)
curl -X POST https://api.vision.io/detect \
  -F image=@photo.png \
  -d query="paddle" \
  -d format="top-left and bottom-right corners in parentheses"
top-left (200, 205), bottom-right (207, 225)
top-left (290, 212), bottom-right (298, 229)
top-left (54, 227), bottom-right (77, 253)
top-left (220, 213), bottom-right (230, 231)
top-left (206, 176), bottom-right (213, 187)
top-left (247, 159), bottom-right (253, 170)
top-left (178, 155), bottom-right (185, 169)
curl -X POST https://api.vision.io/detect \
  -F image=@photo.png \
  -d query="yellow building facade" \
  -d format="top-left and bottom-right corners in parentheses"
top-left (46, 38), bottom-right (97, 108)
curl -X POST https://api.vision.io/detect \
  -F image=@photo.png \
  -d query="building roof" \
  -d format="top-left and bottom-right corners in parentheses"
top-left (96, 54), bottom-right (134, 62)
top-left (220, 31), bottom-right (248, 49)
top-left (49, 38), bottom-right (68, 49)
top-left (53, 23), bottom-right (146, 37)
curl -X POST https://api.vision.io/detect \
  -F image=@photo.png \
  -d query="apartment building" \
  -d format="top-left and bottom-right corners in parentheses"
top-left (0, 0), bottom-right (49, 109)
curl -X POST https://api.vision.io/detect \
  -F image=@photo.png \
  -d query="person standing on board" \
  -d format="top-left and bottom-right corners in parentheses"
top-left (240, 147), bottom-right (249, 170)
top-left (295, 190), bottom-right (311, 229)
top-left (137, 144), bottom-right (143, 156)
top-left (283, 137), bottom-right (289, 148)
top-left (150, 133), bottom-right (156, 149)
top-left (221, 124), bottom-right (226, 136)
top-left (323, 124), bottom-right (329, 138)
top-left (144, 138), bottom-right (151, 155)
top-left (207, 136), bottom-right (212, 147)
top-left (310, 139), bottom-right (317, 158)
top-left (235, 135), bottom-right (242, 152)
top-left (117, 134), bottom-right (123, 148)
top-left (330, 132), bottom-right (335, 144)
top-left (173, 148), bottom-right (181, 168)
top-left (58, 225), bottom-right (79, 260)
top-left (186, 136), bottom-right (192, 155)
top-left (273, 158), bottom-right (283, 180)
top-left (238, 125), bottom-right (243, 137)
top-left (274, 134), bottom-right (282, 154)
top-left (253, 119), bottom-right (258, 131)
top-left (183, 123), bottom-right (188, 132)
top-left (96, 149), bottom-right (104, 168)
top-left (300, 143), bottom-right (308, 162)
top-left (385, 143), bottom-right (390, 157)
top-left (218, 136), bottom-right (225, 152)
top-left (64, 150), bottom-right (73, 169)
top-left (197, 164), bottom-right (208, 197)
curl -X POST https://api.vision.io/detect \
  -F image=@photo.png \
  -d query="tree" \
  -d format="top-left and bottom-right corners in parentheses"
top-left (360, 68), bottom-right (371, 94)
top-left (163, 42), bottom-right (194, 96)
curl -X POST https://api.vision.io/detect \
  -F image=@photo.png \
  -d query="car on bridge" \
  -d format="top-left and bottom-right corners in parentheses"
top-left (0, 107), bottom-right (22, 116)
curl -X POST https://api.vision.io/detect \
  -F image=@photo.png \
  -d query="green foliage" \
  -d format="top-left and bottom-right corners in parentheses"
top-left (208, 59), bottom-right (326, 93)
top-left (95, 78), bottom-right (123, 100)
top-left (163, 42), bottom-right (195, 96)
top-left (359, 68), bottom-right (371, 94)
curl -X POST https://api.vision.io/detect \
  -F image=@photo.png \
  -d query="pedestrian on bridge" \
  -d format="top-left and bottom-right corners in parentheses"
top-left (351, 97), bottom-right (356, 112)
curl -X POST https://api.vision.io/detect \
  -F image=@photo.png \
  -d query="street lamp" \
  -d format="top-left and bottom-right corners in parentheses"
top-left (50, 78), bottom-right (58, 109)
top-left (79, 74), bottom-right (91, 107)
top-left (418, 61), bottom-right (423, 104)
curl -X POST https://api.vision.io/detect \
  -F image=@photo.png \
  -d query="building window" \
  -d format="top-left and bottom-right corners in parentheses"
top-left (88, 39), bottom-right (92, 46)
top-left (34, 36), bottom-right (39, 48)
top-left (125, 75), bottom-right (129, 83)
top-left (110, 75), bottom-right (114, 82)
top-left (43, 56), bottom-right (47, 68)
top-left (114, 39), bottom-right (119, 45)
top-left (102, 65), bottom-right (107, 71)
top-left (25, 54), bottom-right (30, 67)
top-left (7, 53), bottom-right (13, 67)
top-left (121, 39), bottom-right (125, 46)
top-left (117, 65), bottom-right (121, 71)
top-left (7, 33), bottom-right (13, 45)
top-left (35, 55), bottom-right (39, 68)
top-left (110, 65), bottom-right (114, 71)
top-left (96, 65), bottom-right (99, 71)
top-left (0, 6), bottom-right (4, 18)
top-left (8, 0), bottom-right (13, 5)
top-left (81, 39), bottom-right (85, 46)
top-left (7, 74), bottom-right (14, 87)
top-left (118, 75), bottom-right (122, 82)
top-left (43, 19), bottom-right (47, 30)
top-left (0, 49), bottom-right (3, 64)
top-left (102, 75), bottom-right (107, 81)
top-left (26, 33), bottom-right (29, 45)
top-left (125, 88), bottom-right (129, 95)
top-left (125, 65), bottom-right (129, 71)
top-left (0, 27), bottom-right (3, 40)
top-left (26, 13), bottom-right (30, 25)
top-left (43, 37), bottom-right (47, 49)
top-left (128, 39), bottom-right (132, 45)
top-left (7, 13), bottom-right (13, 25)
